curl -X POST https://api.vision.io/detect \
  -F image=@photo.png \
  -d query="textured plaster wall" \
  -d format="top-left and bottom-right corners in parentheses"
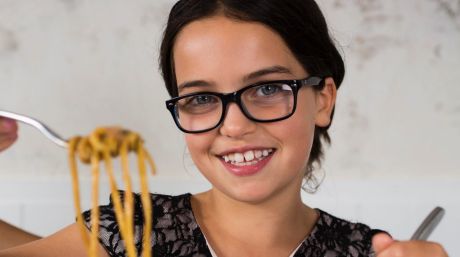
top-left (320, 0), bottom-right (460, 179)
top-left (0, 0), bottom-right (459, 255)
top-left (1, 0), bottom-right (459, 179)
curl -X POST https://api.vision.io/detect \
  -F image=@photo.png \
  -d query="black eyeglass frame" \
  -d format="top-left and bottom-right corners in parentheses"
top-left (165, 76), bottom-right (325, 134)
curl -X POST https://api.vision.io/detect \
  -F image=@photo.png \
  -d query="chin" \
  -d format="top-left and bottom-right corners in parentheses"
top-left (223, 183), bottom-right (279, 205)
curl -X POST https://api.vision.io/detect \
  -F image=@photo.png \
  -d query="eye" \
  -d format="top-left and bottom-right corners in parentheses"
top-left (189, 95), bottom-right (215, 105)
top-left (258, 84), bottom-right (281, 96)
top-left (252, 83), bottom-right (292, 98)
top-left (178, 94), bottom-right (220, 114)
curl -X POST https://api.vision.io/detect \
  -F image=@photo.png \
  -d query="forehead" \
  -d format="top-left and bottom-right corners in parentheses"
top-left (172, 16), bottom-right (306, 89)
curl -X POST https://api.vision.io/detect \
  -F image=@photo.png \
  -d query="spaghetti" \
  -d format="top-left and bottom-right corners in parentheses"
top-left (68, 127), bottom-right (155, 257)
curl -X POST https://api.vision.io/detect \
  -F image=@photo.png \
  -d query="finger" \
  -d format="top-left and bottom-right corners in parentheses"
top-left (0, 118), bottom-right (18, 133)
top-left (376, 241), bottom-right (448, 257)
top-left (0, 118), bottom-right (18, 152)
top-left (0, 133), bottom-right (18, 152)
top-left (372, 232), bottom-right (394, 254)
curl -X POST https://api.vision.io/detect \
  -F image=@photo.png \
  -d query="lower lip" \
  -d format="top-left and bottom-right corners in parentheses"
top-left (219, 152), bottom-right (274, 177)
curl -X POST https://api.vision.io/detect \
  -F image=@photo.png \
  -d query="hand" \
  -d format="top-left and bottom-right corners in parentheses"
top-left (373, 232), bottom-right (448, 257)
top-left (0, 117), bottom-right (18, 152)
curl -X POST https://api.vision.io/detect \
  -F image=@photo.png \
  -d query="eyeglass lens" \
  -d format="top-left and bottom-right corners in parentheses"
top-left (175, 82), bottom-right (295, 132)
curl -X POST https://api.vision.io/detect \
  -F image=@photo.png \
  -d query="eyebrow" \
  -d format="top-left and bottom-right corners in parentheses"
top-left (177, 65), bottom-right (293, 93)
top-left (177, 80), bottom-right (211, 93)
top-left (243, 65), bottom-right (293, 82)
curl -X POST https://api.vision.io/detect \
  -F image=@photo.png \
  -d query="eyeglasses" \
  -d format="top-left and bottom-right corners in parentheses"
top-left (165, 76), bottom-right (324, 133)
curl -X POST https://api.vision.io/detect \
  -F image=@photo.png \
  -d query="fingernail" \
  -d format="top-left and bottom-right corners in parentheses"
top-left (1, 118), bottom-right (15, 129)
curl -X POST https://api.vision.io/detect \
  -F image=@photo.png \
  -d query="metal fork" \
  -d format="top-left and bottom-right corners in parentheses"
top-left (0, 110), bottom-right (68, 148)
top-left (411, 206), bottom-right (445, 240)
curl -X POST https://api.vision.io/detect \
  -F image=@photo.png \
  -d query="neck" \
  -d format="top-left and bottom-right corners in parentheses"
top-left (191, 184), bottom-right (318, 250)
top-left (211, 187), bottom-right (306, 229)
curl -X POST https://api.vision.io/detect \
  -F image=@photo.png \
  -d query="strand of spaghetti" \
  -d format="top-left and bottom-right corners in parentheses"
top-left (138, 142), bottom-right (152, 257)
top-left (144, 148), bottom-right (156, 176)
top-left (101, 149), bottom-right (127, 236)
top-left (89, 152), bottom-right (100, 257)
top-left (68, 137), bottom-right (90, 250)
top-left (102, 149), bottom-right (136, 257)
top-left (120, 138), bottom-right (135, 257)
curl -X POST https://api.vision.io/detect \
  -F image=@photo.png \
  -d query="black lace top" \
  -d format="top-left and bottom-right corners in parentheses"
top-left (83, 193), bottom-right (381, 257)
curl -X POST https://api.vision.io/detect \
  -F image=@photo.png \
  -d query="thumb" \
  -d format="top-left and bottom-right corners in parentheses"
top-left (372, 232), bottom-right (394, 254)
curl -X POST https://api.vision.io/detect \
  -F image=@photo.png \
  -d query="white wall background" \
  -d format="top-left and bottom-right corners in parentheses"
top-left (0, 0), bottom-right (459, 255)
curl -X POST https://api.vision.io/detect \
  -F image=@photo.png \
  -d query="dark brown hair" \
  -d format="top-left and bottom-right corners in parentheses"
top-left (159, 0), bottom-right (345, 191)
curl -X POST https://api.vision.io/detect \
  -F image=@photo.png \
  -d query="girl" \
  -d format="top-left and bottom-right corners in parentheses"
top-left (0, 0), bottom-right (449, 256)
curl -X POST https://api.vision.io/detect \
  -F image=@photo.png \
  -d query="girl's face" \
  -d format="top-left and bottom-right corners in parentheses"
top-left (173, 16), bottom-right (335, 203)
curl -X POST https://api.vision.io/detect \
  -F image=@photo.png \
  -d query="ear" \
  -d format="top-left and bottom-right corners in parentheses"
top-left (314, 77), bottom-right (337, 127)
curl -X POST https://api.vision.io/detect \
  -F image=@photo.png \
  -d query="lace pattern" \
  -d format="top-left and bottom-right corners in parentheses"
top-left (82, 193), bottom-right (379, 257)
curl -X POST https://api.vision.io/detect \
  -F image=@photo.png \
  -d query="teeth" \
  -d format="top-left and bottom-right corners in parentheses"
top-left (233, 160), bottom-right (258, 166)
top-left (234, 153), bottom-right (244, 162)
top-left (243, 150), bottom-right (255, 161)
top-left (221, 149), bottom-right (273, 164)
top-left (262, 150), bottom-right (269, 157)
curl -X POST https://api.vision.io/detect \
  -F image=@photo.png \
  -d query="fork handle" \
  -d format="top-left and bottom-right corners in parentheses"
top-left (410, 207), bottom-right (445, 240)
top-left (0, 110), bottom-right (68, 148)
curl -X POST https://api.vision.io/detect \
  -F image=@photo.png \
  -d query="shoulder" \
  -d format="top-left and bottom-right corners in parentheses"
top-left (85, 192), bottom-right (193, 219)
top-left (82, 192), bottom-right (209, 257)
top-left (92, 192), bottom-right (196, 228)
top-left (295, 209), bottom-right (386, 257)
top-left (150, 192), bottom-right (197, 230)
top-left (151, 192), bottom-right (193, 212)
top-left (150, 193), bottom-right (210, 256)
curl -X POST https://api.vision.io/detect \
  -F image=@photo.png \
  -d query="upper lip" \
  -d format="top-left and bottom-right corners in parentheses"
top-left (216, 146), bottom-right (275, 156)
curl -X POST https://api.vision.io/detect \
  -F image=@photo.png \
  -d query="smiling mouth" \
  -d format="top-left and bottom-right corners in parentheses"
top-left (219, 148), bottom-right (275, 166)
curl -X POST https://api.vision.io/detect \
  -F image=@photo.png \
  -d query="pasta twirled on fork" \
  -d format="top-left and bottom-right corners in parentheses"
top-left (68, 127), bottom-right (155, 257)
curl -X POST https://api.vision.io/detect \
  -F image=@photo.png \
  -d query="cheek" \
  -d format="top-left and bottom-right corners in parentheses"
top-left (185, 133), bottom-right (215, 167)
top-left (273, 95), bottom-right (317, 163)
top-left (284, 117), bottom-right (315, 156)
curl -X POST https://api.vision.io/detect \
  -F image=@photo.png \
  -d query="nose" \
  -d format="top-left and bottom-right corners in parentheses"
top-left (218, 103), bottom-right (256, 138)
